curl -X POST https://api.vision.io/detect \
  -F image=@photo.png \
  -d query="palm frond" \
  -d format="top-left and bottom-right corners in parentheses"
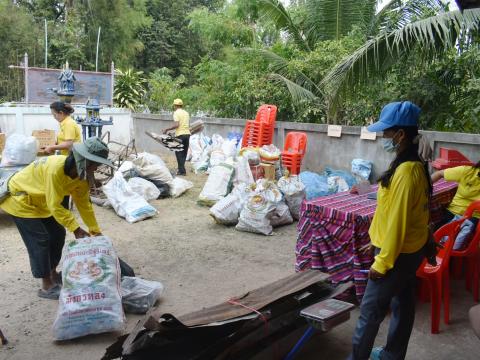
top-left (257, 0), bottom-right (310, 50)
top-left (251, 48), bottom-right (324, 98)
top-left (321, 9), bottom-right (480, 101)
top-left (269, 73), bottom-right (319, 104)
top-left (303, 0), bottom-right (377, 44)
top-left (373, 0), bottom-right (446, 34)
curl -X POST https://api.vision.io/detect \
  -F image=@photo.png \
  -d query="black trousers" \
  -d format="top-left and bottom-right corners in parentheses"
top-left (175, 134), bottom-right (190, 174)
top-left (11, 216), bottom-right (66, 278)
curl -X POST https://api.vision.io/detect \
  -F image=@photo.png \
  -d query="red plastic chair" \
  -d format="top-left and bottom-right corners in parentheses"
top-left (451, 200), bottom-right (480, 302)
top-left (281, 132), bottom-right (308, 175)
top-left (241, 105), bottom-right (277, 148)
top-left (416, 219), bottom-right (462, 334)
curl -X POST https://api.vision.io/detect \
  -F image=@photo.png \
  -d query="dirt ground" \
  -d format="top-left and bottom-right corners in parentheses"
top-left (0, 156), bottom-right (298, 360)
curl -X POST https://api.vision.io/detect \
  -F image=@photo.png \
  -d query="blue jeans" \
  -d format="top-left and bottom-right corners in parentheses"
top-left (12, 216), bottom-right (66, 278)
top-left (348, 247), bottom-right (425, 360)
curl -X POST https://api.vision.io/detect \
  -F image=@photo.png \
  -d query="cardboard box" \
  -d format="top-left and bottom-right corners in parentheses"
top-left (0, 133), bottom-right (5, 154)
top-left (32, 129), bottom-right (56, 152)
top-left (260, 163), bottom-right (275, 181)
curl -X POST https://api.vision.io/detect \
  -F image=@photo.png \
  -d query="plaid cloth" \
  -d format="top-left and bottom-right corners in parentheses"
top-left (295, 179), bottom-right (458, 300)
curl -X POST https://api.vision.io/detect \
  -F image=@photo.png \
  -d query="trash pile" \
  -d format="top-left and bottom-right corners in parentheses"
top-left (101, 152), bottom-right (193, 223)
top-left (299, 159), bottom-right (373, 200)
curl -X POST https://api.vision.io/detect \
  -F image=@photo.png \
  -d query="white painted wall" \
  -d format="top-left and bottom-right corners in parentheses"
top-left (0, 106), bottom-right (133, 145)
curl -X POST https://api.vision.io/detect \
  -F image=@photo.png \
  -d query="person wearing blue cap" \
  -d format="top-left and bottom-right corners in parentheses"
top-left (348, 101), bottom-right (432, 360)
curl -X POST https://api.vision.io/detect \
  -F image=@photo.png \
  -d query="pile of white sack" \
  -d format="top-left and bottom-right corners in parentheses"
top-left (102, 152), bottom-right (193, 223)
top-left (208, 173), bottom-right (305, 236)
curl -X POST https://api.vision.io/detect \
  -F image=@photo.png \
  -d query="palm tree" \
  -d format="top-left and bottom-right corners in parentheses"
top-left (321, 7), bottom-right (480, 119)
top-left (255, 0), bottom-right (480, 122)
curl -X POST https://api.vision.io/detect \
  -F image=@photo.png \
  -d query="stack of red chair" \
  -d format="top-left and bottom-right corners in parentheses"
top-left (281, 132), bottom-right (308, 175)
top-left (241, 104), bottom-right (277, 148)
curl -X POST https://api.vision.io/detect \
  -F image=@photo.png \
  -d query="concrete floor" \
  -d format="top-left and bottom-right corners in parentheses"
top-left (295, 278), bottom-right (480, 359)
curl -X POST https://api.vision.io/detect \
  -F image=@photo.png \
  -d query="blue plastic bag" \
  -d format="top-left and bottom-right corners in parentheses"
top-left (351, 159), bottom-right (373, 181)
top-left (299, 171), bottom-right (330, 200)
top-left (227, 132), bottom-right (242, 146)
top-left (323, 167), bottom-right (357, 188)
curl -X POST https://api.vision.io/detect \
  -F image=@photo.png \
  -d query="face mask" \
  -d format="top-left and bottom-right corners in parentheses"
top-left (382, 138), bottom-right (399, 153)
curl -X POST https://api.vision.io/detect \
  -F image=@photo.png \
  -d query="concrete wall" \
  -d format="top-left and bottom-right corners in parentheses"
top-left (133, 113), bottom-right (480, 179)
top-left (0, 106), bottom-right (133, 145)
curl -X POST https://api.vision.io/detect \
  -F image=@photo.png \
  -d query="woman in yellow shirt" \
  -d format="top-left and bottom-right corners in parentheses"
top-left (44, 101), bottom-right (81, 155)
top-left (349, 102), bottom-right (432, 360)
top-left (0, 137), bottom-right (112, 300)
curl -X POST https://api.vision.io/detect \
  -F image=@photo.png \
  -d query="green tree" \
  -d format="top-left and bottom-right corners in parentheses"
top-left (0, 0), bottom-right (40, 101)
top-left (114, 68), bottom-right (147, 111)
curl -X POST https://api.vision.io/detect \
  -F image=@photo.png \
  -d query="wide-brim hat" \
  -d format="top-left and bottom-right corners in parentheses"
top-left (367, 101), bottom-right (421, 133)
top-left (73, 137), bottom-right (114, 167)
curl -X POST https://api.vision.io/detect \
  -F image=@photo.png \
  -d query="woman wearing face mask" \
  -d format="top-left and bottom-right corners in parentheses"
top-left (0, 137), bottom-right (112, 300)
top-left (348, 102), bottom-right (432, 360)
top-left (44, 101), bottom-right (81, 156)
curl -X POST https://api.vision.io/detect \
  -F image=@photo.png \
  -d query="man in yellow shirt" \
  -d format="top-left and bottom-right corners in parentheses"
top-left (348, 102), bottom-right (431, 360)
top-left (0, 137), bottom-right (112, 300)
top-left (163, 98), bottom-right (190, 175)
top-left (44, 101), bottom-right (81, 155)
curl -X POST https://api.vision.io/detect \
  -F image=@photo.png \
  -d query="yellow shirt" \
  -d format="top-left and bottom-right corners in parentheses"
top-left (444, 165), bottom-right (480, 216)
top-left (369, 161), bottom-right (429, 274)
top-left (0, 155), bottom-right (100, 233)
top-left (58, 116), bottom-right (81, 155)
top-left (173, 108), bottom-right (190, 136)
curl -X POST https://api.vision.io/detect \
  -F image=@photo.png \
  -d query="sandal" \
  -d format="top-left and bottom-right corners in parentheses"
top-left (38, 285), bottom-right (61, 300)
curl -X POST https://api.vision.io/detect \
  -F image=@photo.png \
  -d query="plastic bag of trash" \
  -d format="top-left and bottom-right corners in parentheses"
top-left (327, 176), bottom-right (350, 194)
top-left (351, 159), bottom-right (373, 181)
top-left (53, 236), bottom-right (125, 340)
top-left (210, 149), bottom-right (227, 168)
top-left (234, 156), bottom-right (254, 186)
top-left (118, 161), bottom-right (138, 180)
top-left (198, 163), bottom-right (235, 206)
top-left (132, 153), bottom-right (174, 187)
top-left (270, 201), bottom-right (294, 227)
top-left (193, 147), bottom-right (211, 174)
top-left (210, 193), bottom-right (242, 225)
top-left (170, 177), bottom-right (193, 198)
top-left (299, 171), bottom-right (330, 200)
top-left (128, 177), bottom-right (160, 201)
top-left (277, 175), bottom-right (306, 220)
top-left (121, 277), bottom-right (164, 314)
top-left (211, 134), bottom-right (224, 150)
top-left (103, 172), bottom-right (158, 223)
top-left (259, 144), bottom-right (281, 161)
top-left (221, 138), bottom-right (238, 159)
top-left (1, 134), bottom-right (38, 166)
top-left (236, 193), bottom-right (275, 235)
top-left (324, 167), bottom-right (357, 188)
top-left (141, 177), bottom-right (170, 198)
top-left (188, 133), bottom-right (211, 162)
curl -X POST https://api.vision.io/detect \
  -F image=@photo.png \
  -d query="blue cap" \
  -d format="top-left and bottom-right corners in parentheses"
top-left (367, 101), bottom-right (421, 132)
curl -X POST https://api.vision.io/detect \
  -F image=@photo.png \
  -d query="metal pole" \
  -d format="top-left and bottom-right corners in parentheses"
top-left (95, 26), bottom-right (101, 72)
top-left (111, 61), bottom-right (115, 107)
top-left (44, 19), bottom-right (48, 68)
top-left (24, 53), bottom-right (29, 105)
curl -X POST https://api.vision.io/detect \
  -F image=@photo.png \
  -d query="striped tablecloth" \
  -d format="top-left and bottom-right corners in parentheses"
top-left (295, 179), bottom-right (458, 300)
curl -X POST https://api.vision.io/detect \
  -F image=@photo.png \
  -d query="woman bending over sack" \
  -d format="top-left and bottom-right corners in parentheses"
top-left (0, 137), bottom-right (113, 300)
